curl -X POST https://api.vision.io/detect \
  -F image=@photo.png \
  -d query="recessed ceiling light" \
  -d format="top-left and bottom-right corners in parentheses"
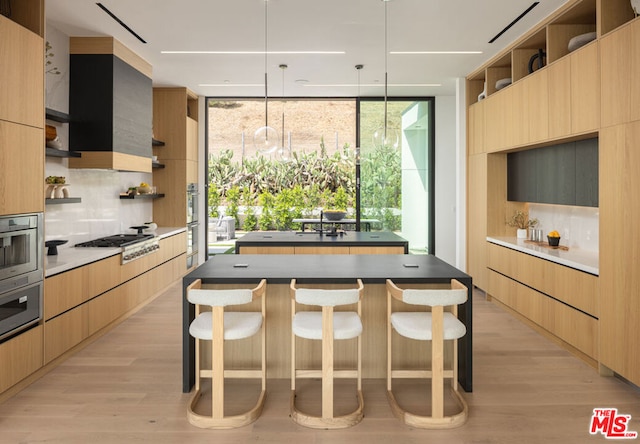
top-left (302, 83), bottom-right (441, 87)
top-left (162, 50), bottom-right (345, 55)
top-left (390, 51), bottom-right (483, 55)
top-left (198, 83), bottom-right (264, 87)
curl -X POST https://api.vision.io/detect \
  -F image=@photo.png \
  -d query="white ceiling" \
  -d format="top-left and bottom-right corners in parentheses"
top-left (45, 0), bottom-right (568, 98)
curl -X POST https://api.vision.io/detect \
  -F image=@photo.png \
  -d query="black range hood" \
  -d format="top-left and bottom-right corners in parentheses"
top-left (68, 37), bottom-right (153, 173)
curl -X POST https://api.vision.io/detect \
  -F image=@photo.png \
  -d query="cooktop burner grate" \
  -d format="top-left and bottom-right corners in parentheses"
top-left (75, 233), bottom-right (154, 248)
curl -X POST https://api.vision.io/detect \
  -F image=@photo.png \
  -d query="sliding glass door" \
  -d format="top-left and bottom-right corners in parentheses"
top-left (359, 98), bottom-right (435, 254)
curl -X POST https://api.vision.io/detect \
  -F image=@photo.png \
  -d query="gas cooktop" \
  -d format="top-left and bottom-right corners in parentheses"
top-left (75, 233), bottom-right (154, 248)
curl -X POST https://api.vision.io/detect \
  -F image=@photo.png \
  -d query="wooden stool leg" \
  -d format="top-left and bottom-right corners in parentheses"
top-left (322, 306), bottom-right (334, 420)
top-left (431, 306), bottom-right (444, 419)
top-left (212, 307), bottom-right (225, 420)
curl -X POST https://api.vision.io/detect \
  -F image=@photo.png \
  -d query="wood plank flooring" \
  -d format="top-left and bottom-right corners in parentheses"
top-left (0, 280), bottom-right (639, 443)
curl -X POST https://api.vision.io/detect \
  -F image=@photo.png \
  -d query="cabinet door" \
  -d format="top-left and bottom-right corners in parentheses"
top-left (599, 122), bottom-right (640, 386)
top-left (507, 149), bottom-right (537, 202)
top-left (467, 154), bottom-right (488, 290)
top-left (571, 42), bottom-right (600, 134)
top-left (526, 70), bottom-right (549, 144)
top-left (536, 142), bottom-right (576, 205)
top-left (0, 121), bottom-right (44, 215)
top-left (0, 15), bottom-right (44, 129)
top-left (44, 305), bottom-right (89, 364)
top-left (600, 23), bottom-right (631, 127)
top-left (547, 56), bottom-right (571, 139)
top-left (574, 138), bottom-right (599, 207)
top-left (186, 117), bottom-right (198, 162)
top-left (0, 325), bottom-right (43, 393)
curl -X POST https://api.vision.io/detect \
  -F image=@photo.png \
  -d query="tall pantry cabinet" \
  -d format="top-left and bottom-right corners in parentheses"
top-left (0, 1), bottom-right (45, 215)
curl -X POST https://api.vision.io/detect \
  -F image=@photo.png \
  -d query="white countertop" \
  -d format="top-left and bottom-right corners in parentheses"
top-left (486, 236), bottom-right (599, 276)
top-left (45, 227), bottom-right (186, 277)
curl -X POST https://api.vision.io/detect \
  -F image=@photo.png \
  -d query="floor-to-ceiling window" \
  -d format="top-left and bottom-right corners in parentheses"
top-left (359, 98), bottom-right (435, 254)
top-left (205, 97), bottom-right (434, 254)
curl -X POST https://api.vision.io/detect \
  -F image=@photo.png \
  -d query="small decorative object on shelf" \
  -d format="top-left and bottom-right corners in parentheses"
top-left (632, 0), bottom-right (640, 17)
top-left (45, 176), bottom-right (70, 199)
top-left (507, 210), bottom-right (538, 239)
top-left (547, 230), bottom-right (561, 247)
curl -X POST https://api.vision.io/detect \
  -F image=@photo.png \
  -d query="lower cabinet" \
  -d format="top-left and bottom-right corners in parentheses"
top-left (0, 326), bottom-right (43, 393)
top-left (487, 242), bottom-right (599, 361)
top-left (42, 234), bottom-right (187, 366)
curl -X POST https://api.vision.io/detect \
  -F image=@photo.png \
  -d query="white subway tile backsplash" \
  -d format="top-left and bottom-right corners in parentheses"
top-left (528, 203), bottom-right (599, 252)
top-left (44, 163), bottom-right (153, 247)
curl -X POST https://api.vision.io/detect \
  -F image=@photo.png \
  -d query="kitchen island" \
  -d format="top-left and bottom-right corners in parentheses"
top-left (182, 254), bottom-right (472, 393)
top-left (235, 230), bottom-right (409, 254)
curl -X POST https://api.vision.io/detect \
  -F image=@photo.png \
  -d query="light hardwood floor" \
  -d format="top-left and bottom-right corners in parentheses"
top-left (0, 280), bottom-right (639, 443)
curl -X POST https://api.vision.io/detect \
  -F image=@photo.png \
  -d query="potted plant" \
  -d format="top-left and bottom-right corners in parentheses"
top-left (507, 210), bottom-right (538, 238)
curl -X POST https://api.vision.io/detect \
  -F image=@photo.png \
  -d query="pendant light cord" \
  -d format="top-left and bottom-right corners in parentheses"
top-left (384, 0), bottom-right (388, 141)
top-left (264, 0), bottom-right (269, 130)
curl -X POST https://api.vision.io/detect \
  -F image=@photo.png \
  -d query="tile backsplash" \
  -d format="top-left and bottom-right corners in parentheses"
top-left (528, 203), bottom-right (599, 252)
top-left (45, 159), bottom-right (154, 250)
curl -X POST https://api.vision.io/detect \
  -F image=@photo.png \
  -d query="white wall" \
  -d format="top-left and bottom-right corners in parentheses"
top-left (434, 95), bottom-right (457, 266)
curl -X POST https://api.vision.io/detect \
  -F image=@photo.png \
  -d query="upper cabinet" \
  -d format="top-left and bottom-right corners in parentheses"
top-left (0, 1), bottom-right (45, 216)
top-left (67, 37), bottom-right (153, 173)
top-left (0, 12), bottom-right (44, 129)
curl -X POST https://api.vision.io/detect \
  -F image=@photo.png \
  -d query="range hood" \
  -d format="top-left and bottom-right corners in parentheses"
top-left (68, 37), bottom-right (153, 173)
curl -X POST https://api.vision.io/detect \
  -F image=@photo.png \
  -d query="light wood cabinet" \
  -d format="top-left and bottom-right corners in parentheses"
top-left (152, 88), bottom-right (199, 227)
top-left (466, 154), bottom-right (488, 291)
top-left (43, 233), bottom-right (187, 369)
top-left (44, 305), bottom-right (89, 364)
top-left (488, 270), bottom-right (598, 360)
top-left (487, 242), bottom-right (598, 317)
top-left (0, 121), bottom-right (44, 215)
top-left (0, 14), bottom-right (44, 129)
top-left (0, 326), bottom-right (43, 393)
top-left (570, 41), bottom-right (600, 133)
top-left (599, 121), bottom-right (640, 386)
top-left (547, 56), bottom-right (572, 139)
top-left (349, 246), bottom-right (405, 255)
top-left (467, 101), bottom-right (484, 155)
top-left (600, 18), bottom-right (640, 127)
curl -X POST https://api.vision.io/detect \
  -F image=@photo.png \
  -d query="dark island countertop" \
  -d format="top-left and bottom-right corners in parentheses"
top-left (183, 254), bottom-right (472, 393)
top-left (234, 231), bottom-right (409, 253)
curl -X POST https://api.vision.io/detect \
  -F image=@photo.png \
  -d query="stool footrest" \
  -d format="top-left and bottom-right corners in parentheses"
top-left (188, 388), bottom-right (266, 429)
top-left (199, 369), bottom-right (263, 379)
top-left (295, 369), bottom-right (359, 379)
top-left (386, 387), bottom-right (468, 429)
top-left (290, 389), bottom-right (364, 429)
top-left (391, 369), bottom-right (454, 379)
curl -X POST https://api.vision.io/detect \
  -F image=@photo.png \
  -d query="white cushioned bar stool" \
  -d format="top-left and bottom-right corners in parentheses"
top-left (386, 279), bottom-right (469, 429)
top-left (290, 278), bottom-right (364, 429)
top-left (186, 278), bottom-right (267, 429)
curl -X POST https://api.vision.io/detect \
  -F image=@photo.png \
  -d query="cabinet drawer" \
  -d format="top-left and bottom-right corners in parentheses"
top-left (488, 270), bottom-right (597, 359)
top-left (295, 246), bottom-right (349, 254)
top-left (44, 305), bottom-right (89, 364)
top-left (487, 242), bottom-right (598, 317)
top-left (349, 246), bottom-right (405, 254)
top-left (239, 246), bottom-right (294, 254)
top-left (0, 325), bottom-right (43, 393)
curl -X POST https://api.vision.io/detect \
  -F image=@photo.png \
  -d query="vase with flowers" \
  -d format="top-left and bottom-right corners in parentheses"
top-left (507, 210), bottom-right (538, 239)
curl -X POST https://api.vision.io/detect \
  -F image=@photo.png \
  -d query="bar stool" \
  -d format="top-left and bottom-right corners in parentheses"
top-left (186, 278), bottom-right (267, 429)
top-left (386, 279), bottom-right (468, 429)
top-left (290, 279), bottom-right (364, 429)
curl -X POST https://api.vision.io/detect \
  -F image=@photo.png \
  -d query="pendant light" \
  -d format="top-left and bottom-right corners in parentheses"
top-left (276, 63), bottom-right (291, 161)
top-left (355, 64), bottom-right (363, 232)
top-left (254, 0), bottom-right (278, 155)
top-left (372, 0), bottom-right (399, 150)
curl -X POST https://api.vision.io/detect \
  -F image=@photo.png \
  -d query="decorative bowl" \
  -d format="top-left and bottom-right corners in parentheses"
top-left (137, 186), bottom-right (152, 194)
top-left (547, 236), bottom-right (561, 247)
top-left (323, 210), bottom-right (346, 221)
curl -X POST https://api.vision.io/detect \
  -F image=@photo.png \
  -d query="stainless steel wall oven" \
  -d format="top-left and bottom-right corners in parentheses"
top-left (0, 213), bottom-right (43, 341)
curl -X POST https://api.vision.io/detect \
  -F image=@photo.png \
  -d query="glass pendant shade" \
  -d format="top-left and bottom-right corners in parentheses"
top-left (254, 125), bottom-right (278, 155)
top-left (372, 126), bottom-right (399, 149)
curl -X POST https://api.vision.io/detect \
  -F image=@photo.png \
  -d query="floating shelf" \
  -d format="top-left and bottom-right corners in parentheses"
top-left (45, 108), bottom-right (71, 123)
top-left (45, 198), bottom-right (82, 204)
top-left (152, 138), bottom-right (165, 146)
top-left (45, 147), bottom-right (81, 158)
top-left (152, 162), bottom-right (165, 169)
top-left (119, 193), bottom-right (165, 200)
